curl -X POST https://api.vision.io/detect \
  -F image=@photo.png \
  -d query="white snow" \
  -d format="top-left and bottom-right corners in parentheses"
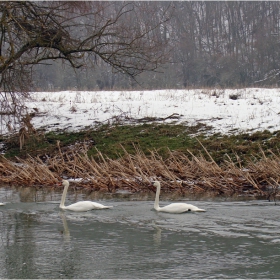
top-left (2, 88), bottom-right (280, 135)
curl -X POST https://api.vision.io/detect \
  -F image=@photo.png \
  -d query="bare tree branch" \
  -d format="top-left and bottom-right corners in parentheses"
top-left (0, 1), bottom-right (171, 131)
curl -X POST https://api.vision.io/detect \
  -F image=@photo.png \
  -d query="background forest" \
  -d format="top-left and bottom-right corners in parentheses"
top-left (33, 1), bottom-right (280, 91)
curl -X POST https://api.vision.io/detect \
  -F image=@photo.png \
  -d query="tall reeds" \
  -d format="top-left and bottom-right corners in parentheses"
top-left (0, 144), bottom-right (279, 198)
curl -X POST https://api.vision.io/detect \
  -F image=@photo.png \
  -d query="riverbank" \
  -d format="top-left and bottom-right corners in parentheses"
top-left (0, 123), bottom-right (280, 200)
top-left (1, 89), bottom-right (280, 198)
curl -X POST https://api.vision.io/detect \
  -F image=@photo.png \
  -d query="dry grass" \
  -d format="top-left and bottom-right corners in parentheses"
top-left (1, 142), bottom-right (280, 199)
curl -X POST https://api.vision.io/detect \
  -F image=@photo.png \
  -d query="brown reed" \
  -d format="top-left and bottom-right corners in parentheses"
top-left (0, 143), bottom-right (280, 198)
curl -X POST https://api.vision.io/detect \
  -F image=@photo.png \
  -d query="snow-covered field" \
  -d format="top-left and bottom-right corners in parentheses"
top-left (2, 88), bottom-right (280, 135)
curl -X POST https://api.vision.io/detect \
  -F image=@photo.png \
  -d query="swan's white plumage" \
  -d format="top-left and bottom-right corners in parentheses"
top-left (153, 181), bottom-right (206, 213)
top-left (0, 202), bottom-right (5, 206)
top-left (59, 180), bottom-right (112, 212)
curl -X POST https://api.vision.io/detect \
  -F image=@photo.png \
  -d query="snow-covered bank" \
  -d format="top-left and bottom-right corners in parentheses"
top-left (2, 88), bottom-right (280, 135)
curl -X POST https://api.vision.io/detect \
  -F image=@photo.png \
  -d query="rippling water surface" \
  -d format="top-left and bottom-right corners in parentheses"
top-left (1, 186), bottom-right (280, 278)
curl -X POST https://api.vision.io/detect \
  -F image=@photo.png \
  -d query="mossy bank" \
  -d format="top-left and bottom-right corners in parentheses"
top-left (1, 123), bottom-right (280, 164)
top-left (1, 123), bottom-right (280, 199)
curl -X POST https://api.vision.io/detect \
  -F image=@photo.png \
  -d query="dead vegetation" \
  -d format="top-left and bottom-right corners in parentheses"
top-left (0, 141), bottom-right (280, 200)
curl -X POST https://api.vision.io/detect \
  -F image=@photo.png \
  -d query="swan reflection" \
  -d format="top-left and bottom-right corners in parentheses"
top-left (152, 221), bottom-right (162, 246)
top-left (59, 212), bottom-right (71, 242)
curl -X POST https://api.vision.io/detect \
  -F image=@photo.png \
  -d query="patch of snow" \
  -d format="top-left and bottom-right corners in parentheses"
top-left (1, 88), bottom-right (280, 135)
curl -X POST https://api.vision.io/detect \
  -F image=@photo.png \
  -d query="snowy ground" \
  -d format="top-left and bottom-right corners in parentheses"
top-left (2, 88), bottom-right (280, 135)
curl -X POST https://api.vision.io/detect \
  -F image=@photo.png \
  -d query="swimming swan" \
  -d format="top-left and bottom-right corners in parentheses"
top-left (0, 203), bottom-right (5, 206)
top-left (153, 181), bottom-right (206, 213)
top-left (59, 180), bottom-right (113, 212)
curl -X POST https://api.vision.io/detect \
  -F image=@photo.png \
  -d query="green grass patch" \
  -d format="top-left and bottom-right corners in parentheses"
top-left (2, 123), bottom-right (280, 165)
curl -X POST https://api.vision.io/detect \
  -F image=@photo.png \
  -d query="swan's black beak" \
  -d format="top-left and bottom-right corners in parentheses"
top-left (148, 182), bottom-right (156, 193)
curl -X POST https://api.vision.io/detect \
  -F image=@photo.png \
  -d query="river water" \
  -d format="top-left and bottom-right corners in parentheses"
top-left (0, 186), bottom-right (280, 279)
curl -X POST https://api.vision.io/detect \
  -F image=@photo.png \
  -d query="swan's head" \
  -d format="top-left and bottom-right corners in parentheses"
top-left (62, 180), bottom-right (69, 187)
top-left (153, 181), bottom-right (161, 188)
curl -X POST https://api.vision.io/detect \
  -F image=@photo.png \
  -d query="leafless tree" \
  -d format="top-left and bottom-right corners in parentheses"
top-left (0, 1), bottom-right (171, 131)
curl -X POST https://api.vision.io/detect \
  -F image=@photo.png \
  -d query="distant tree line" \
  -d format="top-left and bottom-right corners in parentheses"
top-left (33, 1), bottom-right (280, 90)
top-left (0, 1), bottom-right (170, 122)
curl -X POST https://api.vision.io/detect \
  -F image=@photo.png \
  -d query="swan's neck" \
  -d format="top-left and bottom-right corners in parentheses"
top-left (154, 185), bottom-right (161, 211)
top-left (60, 183), bottom-right (69, 209)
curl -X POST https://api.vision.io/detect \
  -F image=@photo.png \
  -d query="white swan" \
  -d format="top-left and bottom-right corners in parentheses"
top-left (153, 181), bottom-right (206, 213)
top-left (0, 203), bottom-right (5, 206)
top-left (59, 180), bottom-right (113, 212)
